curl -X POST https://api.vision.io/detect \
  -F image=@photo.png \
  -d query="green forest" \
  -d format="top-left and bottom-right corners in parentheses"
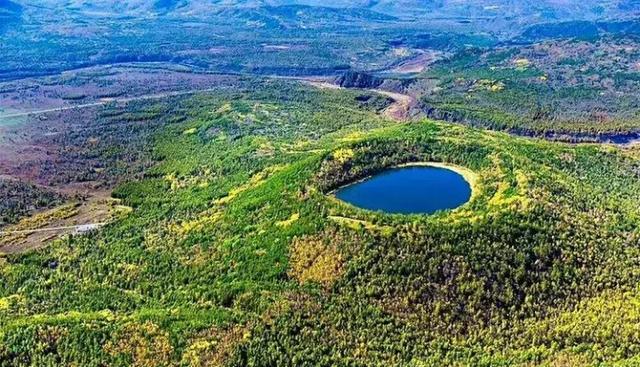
top-left (3, 80), bottom-right (640, 366)
top-left (418, 35), bottom-right (640, 137)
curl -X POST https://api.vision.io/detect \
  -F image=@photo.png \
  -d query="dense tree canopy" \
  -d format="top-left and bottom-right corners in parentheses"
top-left (2, 81), bottom-right (640, 366)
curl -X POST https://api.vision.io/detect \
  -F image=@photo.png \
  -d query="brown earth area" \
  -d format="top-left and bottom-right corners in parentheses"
top-left (0, 65), bottom-right (242, 254)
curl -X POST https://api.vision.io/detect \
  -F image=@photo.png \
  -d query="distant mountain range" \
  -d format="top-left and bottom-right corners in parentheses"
top-left (10, 0), bottom-right (640, 19)
top-left (0, 0), bottom-right (22, 34)
top-left (0, 0), bottom-right (22, 18)
top-left (5, 0), bottom-right (640, 39)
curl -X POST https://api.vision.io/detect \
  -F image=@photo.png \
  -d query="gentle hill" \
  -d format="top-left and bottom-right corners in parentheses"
top-left (0, 0), bottom-right (22, 34)
top-left (519, 18), bottom-right (640, 42)
top-left (153, 0), bottom-right (186, 13)
top-left (212, 4), bottom-right (395, 29)
top-left (0, 0), bottom-right (22, 12)
top-left (13, 0), bottom-right (640, 24)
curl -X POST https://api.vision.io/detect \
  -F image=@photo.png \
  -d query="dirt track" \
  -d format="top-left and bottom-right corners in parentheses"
top-left (304, 79), bottom-right (418, 122)
top-left (0, 87), bottom-right (225, 120)
top-left (0, 192), bottom-right (129, 255)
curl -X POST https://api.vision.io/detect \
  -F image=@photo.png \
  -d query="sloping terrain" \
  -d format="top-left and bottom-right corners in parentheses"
top-left (0, 0), bottom-right (22, 34)
top-left (5, 0), bottom-right (640, 82)
top-left (4, 1), bottom-right (640, 366)
top-left (0, 179), bottom-right (65, 228)
top-left (382, 32), bottom-right (640, 140)
top-left (2, 80), bottom-right (640, 366)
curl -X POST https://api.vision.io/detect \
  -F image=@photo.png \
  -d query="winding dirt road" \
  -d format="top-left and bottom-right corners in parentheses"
top-left (303, 79), bottom-right (418, 122)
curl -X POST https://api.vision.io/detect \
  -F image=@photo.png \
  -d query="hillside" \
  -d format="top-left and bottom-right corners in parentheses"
top-left (0, 0), bottom-right (22, 33)
top-left (2, 79), bottom-right (640, 366)
top-left (16, 0), bottom-right (640, 19)
top-left (3, 1), bottom-right (640, 366)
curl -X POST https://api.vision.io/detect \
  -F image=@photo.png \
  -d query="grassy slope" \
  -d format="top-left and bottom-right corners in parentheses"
top-left (1, 81), bottom-right (640, 366)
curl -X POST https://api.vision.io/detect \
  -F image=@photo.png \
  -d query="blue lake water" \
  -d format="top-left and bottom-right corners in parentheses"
top-left (335, 166), bottom-right (472, 215)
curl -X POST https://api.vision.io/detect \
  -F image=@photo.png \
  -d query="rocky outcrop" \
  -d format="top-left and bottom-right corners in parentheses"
top-left (422, 103), bottom-right (640, 145)
top-left (335, 71), bottom-right (384, 89)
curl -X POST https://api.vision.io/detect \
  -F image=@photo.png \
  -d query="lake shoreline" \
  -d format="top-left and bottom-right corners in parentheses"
top-left (329, 161), bottom-right (478, 214)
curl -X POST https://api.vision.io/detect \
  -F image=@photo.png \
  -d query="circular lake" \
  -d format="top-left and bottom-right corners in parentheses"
top-left (335, 165), bottom-right (472, 215)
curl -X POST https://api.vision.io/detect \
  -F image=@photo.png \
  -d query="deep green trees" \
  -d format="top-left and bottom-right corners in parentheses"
top-left (2, 81), bottom-right (640, 366)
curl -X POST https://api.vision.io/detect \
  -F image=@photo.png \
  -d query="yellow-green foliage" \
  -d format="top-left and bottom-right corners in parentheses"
top-left (485, 153), bottom-right (532, 210)
top-left (276, 213), bottom-right (300, 227)
top-left (288, 232), bottom-right (344, 287)
top-left (339, 132), bottom-right (366, 143)
top-left (8, 203), bottom-right (79, 231)
top-left (181, 326), bottom-right (248, 367)
top-left (168, 210), bottom-right (222, 237)
top-left (4, 82), bottom-right (640, 367)
top-left (328, 215), bottom-right (394, 236)
top-left (214, 165), bottom-right (287, 205)
top-left (515, 352), bottom-right (591, 367)
top-left (472, 79), bottom-right (505, 92)
top-left (215, 102), bottom-right (232, 114)
top-left (332, 148), bottom-right (355, 164)
top-left (525, 289), bottom-right (640, 353)
top-left (104, 321), bottom-right (173, 367)
top-left (164, 168), bottom-right (215, 191)
top-left (0, 294), bottom-right (25, 312)
top-left (514, 58), bottom-right (532, 70)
